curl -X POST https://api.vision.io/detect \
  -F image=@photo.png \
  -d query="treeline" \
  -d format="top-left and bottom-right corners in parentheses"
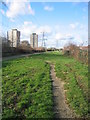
top-left (2, 43), bottom-right (46, 57)
top-left (63, 43), bottom-right (88, 64)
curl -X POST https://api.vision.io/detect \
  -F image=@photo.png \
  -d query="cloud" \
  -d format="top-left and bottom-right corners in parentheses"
top-left (28, 4), bottom-right (35, 15)
top-left (55, 33), bottom-right (75, 41)
top-left (66, 34), bottom-right (75, 40)
top-left (6, 0), bottom-right (35, 18)
top-left (55, 33), bottom-right (64, 40)
top-left (19, 21), bottom-right (87, 47)
top-left (44, 6), bottom-right (54, 11)
top-left (18, 21), bottom-right (52, 42)
top-left (0, 9), bottom-right (5, 15)
top-left (24, 21), bottom-right (32, 25)
top-left (70, 22), bottom-right (79, 29)
top-left (80, 24), bottom-right (85, 29)
top-left (10, 19), bottom-right (87, 47)
top-left (10, 18), bottom-right (15, 22)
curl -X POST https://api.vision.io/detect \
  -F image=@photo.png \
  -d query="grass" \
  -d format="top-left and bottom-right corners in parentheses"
top-left (2, 51), bottom-right (88, 118)
top-left (2, 57), bottom-right (53, 119)
top-left (54, 53), bottom-right (88, 117)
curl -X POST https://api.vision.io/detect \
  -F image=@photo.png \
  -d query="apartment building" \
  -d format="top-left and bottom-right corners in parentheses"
top-left (7, 29), bottom-right (20, 47)
top-left (30, 33), bottom-right (38, 48)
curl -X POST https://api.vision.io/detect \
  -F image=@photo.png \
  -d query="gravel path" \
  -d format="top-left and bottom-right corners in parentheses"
top-left (47, 61), bottom-right (76, 119)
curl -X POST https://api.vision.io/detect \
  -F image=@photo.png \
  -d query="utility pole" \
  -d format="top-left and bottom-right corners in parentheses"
top-left (41, 32), bottom-right (47, 47)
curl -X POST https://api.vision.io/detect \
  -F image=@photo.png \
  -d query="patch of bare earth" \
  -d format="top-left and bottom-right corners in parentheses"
top-left (46, 61), bottom-right (76, 119)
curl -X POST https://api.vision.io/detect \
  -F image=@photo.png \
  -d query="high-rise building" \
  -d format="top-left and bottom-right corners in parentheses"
top-left (30, 33), bottom-right (38, 48)
top-left (7, 29), bottom-right (20, 47)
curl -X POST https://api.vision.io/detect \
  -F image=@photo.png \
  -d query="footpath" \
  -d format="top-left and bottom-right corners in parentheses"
top-left (47, 61), bottom-right (76, 118)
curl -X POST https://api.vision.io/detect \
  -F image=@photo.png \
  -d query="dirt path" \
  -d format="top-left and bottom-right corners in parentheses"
top-left (47, 61), bottom-right (76, 118)
top-left (2, 52), bottom-right (46, 61)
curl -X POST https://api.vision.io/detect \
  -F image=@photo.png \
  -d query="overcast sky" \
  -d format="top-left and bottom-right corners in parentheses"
top-left (0, 0), bottom-right (88, 48)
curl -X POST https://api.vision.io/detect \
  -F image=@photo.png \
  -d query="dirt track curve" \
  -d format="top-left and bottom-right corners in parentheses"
top-left (47, 61), bottom-right (76, 119)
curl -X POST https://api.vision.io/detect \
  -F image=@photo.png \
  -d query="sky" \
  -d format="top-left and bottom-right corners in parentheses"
top-left (0, 0), bottom-right (88, 48)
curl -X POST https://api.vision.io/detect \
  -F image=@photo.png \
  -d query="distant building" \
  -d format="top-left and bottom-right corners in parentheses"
top-left (0, 36), bottom-right (10, 47)
top-left (7, 29), bottom-right (20, 47)
top-left (21, 40), bottom-right (30, 47)
top-left (0, 36), bottom-right (7, 44)
top-left (30, 33), bottom-right (38, 48)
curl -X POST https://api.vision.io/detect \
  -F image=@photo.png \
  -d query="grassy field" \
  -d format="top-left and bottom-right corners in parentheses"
top-left (2, 57), bottom-right (53, 119)
top-left (2, 51), bottom-right (88, 118)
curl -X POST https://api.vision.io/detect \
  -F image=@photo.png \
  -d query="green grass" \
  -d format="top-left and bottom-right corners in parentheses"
top-left (2, 51), bottom-right (88, 118)
top-left (55, 54), bottom-right (88, 117)
top-left (2, 57), bottom-right (53, 119)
